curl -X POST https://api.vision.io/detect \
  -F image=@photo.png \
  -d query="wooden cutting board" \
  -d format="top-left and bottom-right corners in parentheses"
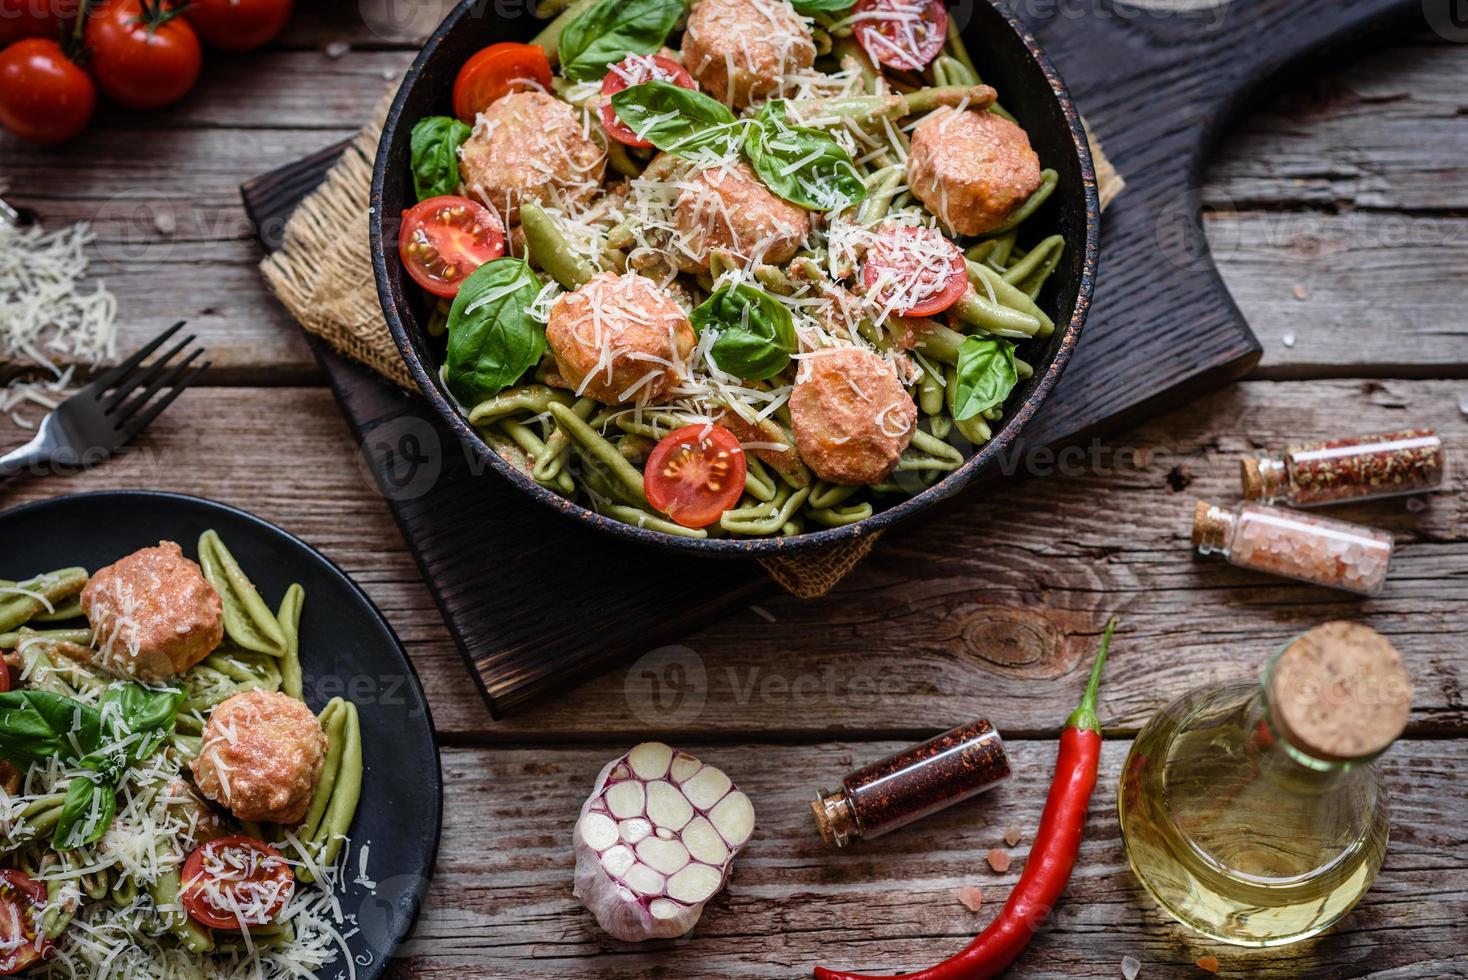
top-left (242, 0), bottom-right (1421, 717)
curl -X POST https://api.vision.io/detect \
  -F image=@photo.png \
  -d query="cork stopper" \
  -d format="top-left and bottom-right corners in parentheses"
top-left (1268, 621), bottom-right (1412, 762)
top-left (1191, 500), bottom-right (1234, 553)
top-left (810, 789), bottom-right (859, 847)
top-left (1240, 456), bottom-right (1287, 501)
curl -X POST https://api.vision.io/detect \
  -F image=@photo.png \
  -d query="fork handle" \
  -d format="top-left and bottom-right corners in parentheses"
top-left (0, 431), bottom-right (50, 478)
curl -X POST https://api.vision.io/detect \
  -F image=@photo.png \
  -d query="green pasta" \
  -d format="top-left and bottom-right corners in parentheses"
top-left (0, 567), bottom-right (88, 634)
top-left (198, 530), bottom-right (288, 657)
top-left (276, 583), bottom-right (306, 702)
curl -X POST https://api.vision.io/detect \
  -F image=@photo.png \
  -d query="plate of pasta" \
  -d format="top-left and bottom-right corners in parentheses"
top-left (373, 0), bottom-right (1099, 552)
top-left (0, 491), bottom-right (440, 978)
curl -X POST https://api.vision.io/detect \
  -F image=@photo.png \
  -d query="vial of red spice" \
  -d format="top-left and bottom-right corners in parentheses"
top-left (1241, 429), bottom-right (1446, 507)
top-left (810, 719), bottom-right (1010, 847)
top-left (1193, 499), bottom-right (1393, 596)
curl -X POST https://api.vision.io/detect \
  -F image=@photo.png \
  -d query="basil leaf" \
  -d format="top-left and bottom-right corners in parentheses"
top-left (98, 683), bottom-right (183, 765)
top-left (610, 81), bottom-right (744, 160)
top-left (559, 0), bottom-right (685, 82)
top-left (0, 691), bottom-right (102, 767)
top-left (53, 775), bottom-right (117, 851)
top-left (444, 257), bottom-right (548, 406)
top-left (790, 0), bottom-right (853, 11)
top-left (744, 101), bottom-right (865, 211)
top-left (690, 282), bottom-right (797, 380)
top-left (953, 336), bottom-right (1019, 420)
top-left (409, 116), bottom-right (471, 201)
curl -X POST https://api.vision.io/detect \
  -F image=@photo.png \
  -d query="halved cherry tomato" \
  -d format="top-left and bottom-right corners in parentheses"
top-left (85, 0), bottom-right (202, 109)
top-left (862, 224), bottom-right (967, 317)
top-left (398, 195), bottom-right (506, 299)
top-left (644, 424), bottom-right (748, 529)
top-left (0, 37), bottom-right (94, 145)
top-left (598, 54), bottom-right (697, 148)
top-left (452, 42), bottom-right (551, 123)
top-left (852, 0), bottom-right (948, 72)
top-left (183, 0), bottom-right (293, 51)
top-left (0, 869), bottom-right (51, 974)
top-left (180, 836), bottom-right (295, 931)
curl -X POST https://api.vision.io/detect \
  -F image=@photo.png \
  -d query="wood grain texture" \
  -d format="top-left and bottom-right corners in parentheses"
top-left (3, 379), bottom-right (1461, 740)
top-left (380, 739), bottom-right (1468, 979)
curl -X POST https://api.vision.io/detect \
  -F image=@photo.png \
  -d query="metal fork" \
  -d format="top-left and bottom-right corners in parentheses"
top-left (0, 321), bottom-right (210, 479)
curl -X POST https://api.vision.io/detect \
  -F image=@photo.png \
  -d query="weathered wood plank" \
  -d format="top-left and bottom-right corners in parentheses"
top-left (2, 379), bottom-right (1462, 739)
top-left (380, 739), bottom-right (1468, 978)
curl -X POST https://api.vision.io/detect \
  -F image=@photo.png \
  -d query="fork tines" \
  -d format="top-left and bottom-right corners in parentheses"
top-left (85, 320), bottom-right (211, 439)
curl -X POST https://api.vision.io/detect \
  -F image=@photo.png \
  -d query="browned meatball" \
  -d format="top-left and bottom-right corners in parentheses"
top-left (907, 108), bottom-right (1042, 236)
top-left (191, 690), bottom-right (327, 825)
top-left (681, 0), bottom-right (815, 109)
top-left (790, 347), bottom-right (916, 485)
top-left (546, 272), bottom-right (696, 404)
top-left (458, 92), bottom-right (606, 222)
top-left (673, 161), bottom-right (810, 271)
top-left (80, 541), bottom-right (223, 682)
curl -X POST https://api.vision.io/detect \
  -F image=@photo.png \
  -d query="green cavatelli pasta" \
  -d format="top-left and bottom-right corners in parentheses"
top-left (520, 202), bottom-right (595, 289)
top-left (198, 531), bottom-right (289, 657)
top-left (805, 502), bottom-right (874, 526)
top-left (298, 700), bottom-right (349, 863)
top-left (30, 597), bottom-right (83, 624)
top-left (468, 385), bottom-right (575, 427)
top-left (967, 260), bottom-right (1054, 336)
top-left (548, 401), bottom-right (646, 502)
top-left (151, 869), bottom-right (214, 953)
top-left (313, 701), bottom-right (363, 871)
top-left (950, 290), bottom-right (1043, 338)
top-left (0, 627), bottom-right (92, 649)
top-left (0, 568), bottom-right (88, 634)
top-left (599, 503), bottom-right (710, 538)
top-left (276, 583), bottom-right (306, 702)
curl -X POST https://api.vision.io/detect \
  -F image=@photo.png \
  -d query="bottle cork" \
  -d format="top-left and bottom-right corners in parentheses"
top-left (1191, 500), bottom-right (1233, 553)
top-left (1268, 621), bottom-right (1412, 762)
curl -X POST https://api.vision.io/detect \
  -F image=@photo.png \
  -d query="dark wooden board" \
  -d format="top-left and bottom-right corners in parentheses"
top-left (242, 0), bottom-right (1425, 717)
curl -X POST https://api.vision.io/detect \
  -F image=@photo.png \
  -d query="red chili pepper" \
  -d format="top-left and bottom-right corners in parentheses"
top-left (814, 617), bottom-right (1118, 980)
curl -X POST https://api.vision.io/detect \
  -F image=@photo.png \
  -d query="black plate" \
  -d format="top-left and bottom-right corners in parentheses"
top-left (0, 490), bottom-right (440, 977)
top-left (372, 0), bottom-right (1100, 555)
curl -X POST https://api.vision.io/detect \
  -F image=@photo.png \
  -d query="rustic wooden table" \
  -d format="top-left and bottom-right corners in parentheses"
top-left (3, 3), bottom-right (1466, 977)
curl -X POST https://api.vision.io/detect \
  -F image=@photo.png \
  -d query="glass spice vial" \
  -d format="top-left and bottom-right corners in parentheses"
top-left (810, 719), bottom-right (1011, 847)
top-left (1241, 429), bottom-right (1446, 507)
top-left (1193, 500), bottom-right (1393, 596)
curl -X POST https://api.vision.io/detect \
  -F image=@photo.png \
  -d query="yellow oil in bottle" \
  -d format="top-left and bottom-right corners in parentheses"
top-left (1118, 624), bottom-right (1409, 947)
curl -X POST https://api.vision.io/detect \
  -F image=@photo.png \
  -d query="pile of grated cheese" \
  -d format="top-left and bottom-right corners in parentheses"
top-left (0, 196), bottom-right (118, 428)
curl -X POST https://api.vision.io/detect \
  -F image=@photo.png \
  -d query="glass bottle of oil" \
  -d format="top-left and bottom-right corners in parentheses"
top-left (1117, 621), bottom-right (1412, 946)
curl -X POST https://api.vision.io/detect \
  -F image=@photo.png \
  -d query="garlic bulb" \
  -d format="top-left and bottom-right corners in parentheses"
top-left (573, 742), bottom-right (755, 941)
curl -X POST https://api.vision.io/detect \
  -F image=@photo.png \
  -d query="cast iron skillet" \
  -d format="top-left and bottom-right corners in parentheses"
top-left (372, 0), bottom-right (1100, 555)
top-left (0, 491), bottom-right (440, 976)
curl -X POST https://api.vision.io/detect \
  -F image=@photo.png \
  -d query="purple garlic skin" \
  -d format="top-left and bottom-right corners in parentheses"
top-left (573, 742), bottom-right (755, 941)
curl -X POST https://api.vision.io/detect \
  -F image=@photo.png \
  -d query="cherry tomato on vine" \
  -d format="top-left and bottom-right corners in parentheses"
top-left (183, 0), bottom-right (293, 50)
top-left (0, 37), bottom-right (95, 144)
top-left (644, 424), bottom-right (748, 528)
top-left (0, 869), bottom-right (51, 975)
top-left (598, 54), bottom-right (697, 148)
top-left (862, 224), bottom-right (968, 317)
top-left (398, 195), bottom-right (506, 299)
top-left (452, 42), bottom-right (551, 122)
top-left (0, 0), bottom-right (81, 48)
top-left (180, 836), bottom-right (295, 930)
top-left (851, 0), bottom-right (947, 72)
top-left (85, 0), bottom-right (202, 109)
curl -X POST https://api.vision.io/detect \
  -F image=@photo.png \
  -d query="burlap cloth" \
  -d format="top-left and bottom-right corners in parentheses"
top-left (261, 93), bottom-right (1122, 598)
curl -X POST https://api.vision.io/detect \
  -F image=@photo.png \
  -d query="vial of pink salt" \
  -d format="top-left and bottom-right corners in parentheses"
top-left (1192, 500), bottom-right (1393, 596)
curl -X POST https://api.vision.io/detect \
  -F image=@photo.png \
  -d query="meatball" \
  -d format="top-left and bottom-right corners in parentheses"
top-left (681, 0), bottom-right (815, 109)
top-left (673, 162), bottom-right (810, 271)
top-left (546, 272), bottom-right (696, 404)
top-left (80, 541), bottom-right (223, 682)
top-left (790, 346), bottom-right (916, 485)
top-left (458, 91), bottom-right (606, 222)
top-left (907, 108), bottom-right (1042, 236)
top-left (191, 690), bottom-right (327, 825)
